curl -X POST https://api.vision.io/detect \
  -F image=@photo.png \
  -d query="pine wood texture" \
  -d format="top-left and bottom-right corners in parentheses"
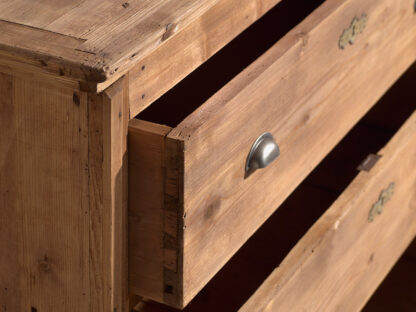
top-left (88, 79), bottom-right (130, 311)
top-left (128, 0), bottom-right (416, 307)
top-left (0, 72), bottom-right (129, 311)
top-left (127, 0), bottom-right (283, 115)
top-left (240, 111), bottom-right (416, 312)
top-left (0, 73), bottom-right (90, 311)
top-left (128, 120), bottom-right (172, 303)
top-left (0, 0), bottom-right (282, 91)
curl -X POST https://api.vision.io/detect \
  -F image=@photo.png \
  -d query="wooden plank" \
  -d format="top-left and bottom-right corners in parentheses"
top-left (0, 51), bottom-right (81, 91)
top-left (162, 137), bottom-right (185, 308)
top-left (0, 20), bottom-right (104, 84)
top-left (0, 73), bottom-right (90, 311)
top-left (125, 0), bottom-right (282, 112)
top-left (0, 0), bottom-right (282, 91)
top-left (88, 77), bottom-right (130, 311)
top-left (0, 0), bottom-right (86, 29)
top-left (129, 118), bottom-right (187, 307)
top-left (240, 111), bottom-right (416, 312)
top-left (104, 78), bottom-right (130, 311)
top-left (163, 0), bottom-right (416, 305)
top-left (128, 120), bottom-right (172, 303)
top-left (0, 71), bottom-right (22, 312)
top-left (0, 72), bottom-right (129, 311)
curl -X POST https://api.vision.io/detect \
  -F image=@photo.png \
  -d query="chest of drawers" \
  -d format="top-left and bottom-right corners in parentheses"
top-left (0, 0), bottom-right (415, 311)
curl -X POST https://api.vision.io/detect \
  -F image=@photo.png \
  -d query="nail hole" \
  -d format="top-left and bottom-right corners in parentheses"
top-left (164, 284), bottom-right (173, 294)
top-left (73, 93), bottom-right (80, 106)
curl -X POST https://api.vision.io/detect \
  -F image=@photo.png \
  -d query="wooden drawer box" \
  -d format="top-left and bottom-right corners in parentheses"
top-left (128, 0), bottom-right (416, 307)
top-left (133, 62), bottom-right (416, 312)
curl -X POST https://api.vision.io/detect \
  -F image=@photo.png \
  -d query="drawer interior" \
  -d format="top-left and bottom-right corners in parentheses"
top-left (136, 0), bottom-right (324, 125)
top-left (133, 62), bottom-right (416, 311)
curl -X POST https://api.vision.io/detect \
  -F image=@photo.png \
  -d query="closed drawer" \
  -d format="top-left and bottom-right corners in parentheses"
top-left (128, 0), bottom-right (416, 308)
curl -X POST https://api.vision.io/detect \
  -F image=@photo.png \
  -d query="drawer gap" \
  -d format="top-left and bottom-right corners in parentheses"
top-left (136, 0), bottom-right (325, 127)
top-left (133, 62), bottom-right (416, 312)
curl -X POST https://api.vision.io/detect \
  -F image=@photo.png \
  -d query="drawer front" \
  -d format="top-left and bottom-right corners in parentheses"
top-left (240, 110), bottom-right (416, 312)
top-left (129, 0), bottom-right (416, 307)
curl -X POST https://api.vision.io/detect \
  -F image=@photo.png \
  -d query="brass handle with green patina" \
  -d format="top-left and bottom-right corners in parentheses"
top-left (339, 14), bottom-right (368, 49)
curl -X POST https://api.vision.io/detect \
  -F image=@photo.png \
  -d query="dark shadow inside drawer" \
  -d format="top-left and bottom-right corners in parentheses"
top-left (133, 63), bottom-right (416, 312)
top-left (136, 0), bottom-right (325, 127)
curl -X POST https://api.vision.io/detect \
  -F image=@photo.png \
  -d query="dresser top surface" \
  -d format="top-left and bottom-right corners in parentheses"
top-left (0, 0), bottom-right (219, 84)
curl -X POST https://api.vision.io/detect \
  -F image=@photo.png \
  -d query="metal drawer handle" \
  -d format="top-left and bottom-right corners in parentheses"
top-left (245, 132), bottom-right (280, 176)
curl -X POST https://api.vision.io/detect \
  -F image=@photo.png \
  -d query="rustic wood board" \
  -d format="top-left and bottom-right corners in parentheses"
top-left (129, 120), bottom-right (172, 302)
top-left (0, 73), bottom-right (129, 311)
top-left (0, 0), bottom-right (282, 90)
top-left (127, 0), bottom-right (285, 115)
top-left (88, 79), bottom-right (130, 311)
top-left (0, 73), bottom-right (90, 311)
top-left (240, 110), bottom-right (416, 312)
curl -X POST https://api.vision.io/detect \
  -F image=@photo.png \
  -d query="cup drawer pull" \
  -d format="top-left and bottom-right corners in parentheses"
top-left (245, 132), bottom-right (280, 176)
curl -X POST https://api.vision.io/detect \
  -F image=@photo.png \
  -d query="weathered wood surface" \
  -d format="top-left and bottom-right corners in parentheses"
top-left (0, 0), bottom-right (282, 92)
top-left (240, 111), bottom-right (416, 312)
top-left (129, 0), bottom-right (416, 307)
top-left (89, 78), bottom-right (130, 311)
top-left (0, 72), bottom-right (129, 311)
top-left (127, 0), bottom-right (284, 115)
top-left (0, 73), bottom-right (90, 311)
top-left (128, 120), bottom-right (172, 303)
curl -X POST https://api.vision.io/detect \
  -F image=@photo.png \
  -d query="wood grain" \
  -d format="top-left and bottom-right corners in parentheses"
top-left (127, 0), bottom-right (283, 115)
top-left (129, 0), bottom-right (416, 307)
top-left (240, 111), bottom-right (416, 312)
top-left (0, 73), bottom-right (90, 311)
top-left (0, 0), bottom-right (282, 90)
top-left (129, 120), bottom-right (172, 303)
top-left (0, 73), bottom-right (129, 311)
top-left (128, 120), bottom-right (185, 307)
top-left (88, 77), bottom-right (130, 311)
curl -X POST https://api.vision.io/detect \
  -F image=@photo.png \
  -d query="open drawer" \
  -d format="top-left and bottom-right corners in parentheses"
top-left (128, 0), bottom-right (416, 307)
top-left (132, 62), bottom-right (416, 312)
top-left (240, 109), bottom-right (416, 311)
